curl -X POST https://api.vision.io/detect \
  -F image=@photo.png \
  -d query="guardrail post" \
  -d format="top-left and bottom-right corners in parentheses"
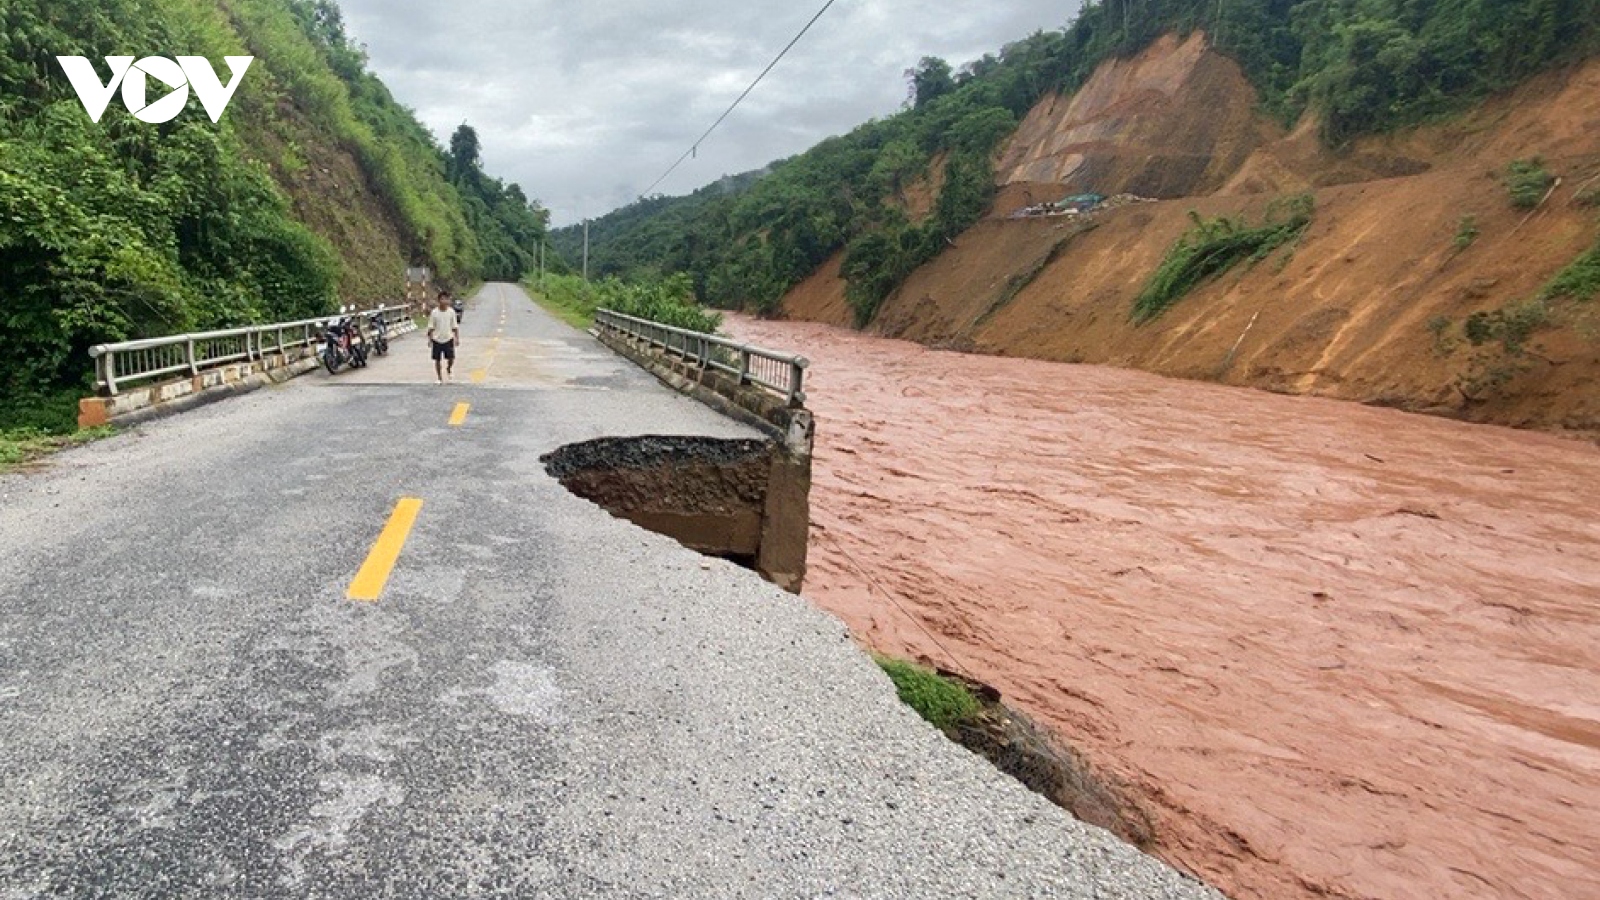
top-left (186, 337), bottom-right (198, 376)
top-left (789, 359), bottom-right (809, 408)
top-left (738, 349), bottom-right (751, 385)
top-left (103, 350), bottom-right (118, 396)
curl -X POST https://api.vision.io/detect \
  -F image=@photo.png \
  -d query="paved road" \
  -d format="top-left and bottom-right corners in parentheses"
top-left (0, 284), bottom-right (1219, 899)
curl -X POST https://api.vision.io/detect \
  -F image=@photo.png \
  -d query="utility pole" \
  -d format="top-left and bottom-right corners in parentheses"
top-left (537, 240), bottom-right (544, 285)
top-left (582, 220), bottom-right (590, 283)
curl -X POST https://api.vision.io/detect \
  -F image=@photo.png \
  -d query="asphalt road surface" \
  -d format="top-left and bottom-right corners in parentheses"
top-left (0, 284), bottom-right (1220, 899)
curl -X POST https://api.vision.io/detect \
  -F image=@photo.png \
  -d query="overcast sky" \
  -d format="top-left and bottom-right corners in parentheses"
top-left (332, 1), bottom-right (1080, 226)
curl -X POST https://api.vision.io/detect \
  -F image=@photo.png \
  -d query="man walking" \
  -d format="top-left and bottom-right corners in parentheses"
top-left (428, 291), bottom-right (460, 384)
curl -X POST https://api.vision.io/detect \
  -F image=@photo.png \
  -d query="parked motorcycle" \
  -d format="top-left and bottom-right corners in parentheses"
top-left (320, 306), bottom-right (369, 374)
top-left (345, 311), bottom-right (370, 368)
top-left (320, 309), bottom-right (348, 374)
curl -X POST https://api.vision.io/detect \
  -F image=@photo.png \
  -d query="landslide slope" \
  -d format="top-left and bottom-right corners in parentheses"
top-left (788, 33), bottom-right (1600, 433)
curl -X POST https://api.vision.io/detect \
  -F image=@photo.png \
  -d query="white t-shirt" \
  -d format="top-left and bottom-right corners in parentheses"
top-left (428, 307), bottom-right (458, 345)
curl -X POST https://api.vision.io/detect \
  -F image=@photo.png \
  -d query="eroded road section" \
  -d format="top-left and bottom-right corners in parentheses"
top-left (727, 314), bottom-right (1600, 900)
top-left (0, 285), bottom-right (1219, 899)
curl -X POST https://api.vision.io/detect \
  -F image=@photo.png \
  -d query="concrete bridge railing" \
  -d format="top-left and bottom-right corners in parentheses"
top-left (593, 309), bottom-right (809, 409)
top-left (88, 304), bottom-right (421, 397)
top-left (77, 303), bottom-right (421, 428)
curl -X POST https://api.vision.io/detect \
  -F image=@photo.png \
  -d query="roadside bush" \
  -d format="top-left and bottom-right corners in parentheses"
top-left (532, 273), bottom-right (721, 334)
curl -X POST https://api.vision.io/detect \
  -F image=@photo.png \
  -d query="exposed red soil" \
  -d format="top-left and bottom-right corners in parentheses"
top-left (998, 33), bottom-right (1271, 199)
top-left (780, 249), bottom-right (853, 328)
top-left (901, 152), bottom-right (948, 222)
top-left (726, 313), bottom-right (1600, 900)
top-left (782, 37), bottom-right (1600, 434)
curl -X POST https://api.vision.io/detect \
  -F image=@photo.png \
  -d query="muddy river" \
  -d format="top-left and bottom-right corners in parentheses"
top-left (725, 315), bottom-right (1599, 900)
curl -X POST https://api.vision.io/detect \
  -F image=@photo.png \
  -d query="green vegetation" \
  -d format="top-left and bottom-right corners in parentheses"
top-left (1577, 182), bottom-right (1600, 208)
top-left (1453, 215), bottom-right (1480, 252)
top-left (0, 426), bottom-right (115, 472)
top-left (1428, 314), bottom-right (1457, 355)
top-left (1446, 230), bottom-right (1598, 398)
top-left (1506, 158), bottom-right (1555, 209)
top-left (1133, 195), bottom-right (1314, 324)
top-left (528, 277), bottom-right (596, 330)
top-left (875, 656), bottom-right (982, 732)
top-left (526, 274), bottom-right (723, 334)
top-left (1539, 238), bottom-right (1600, 302)
top-left (1456, 298), bottom-right (1552, 397)
top-left (554, 0), bottom-right (1598, 327)
top-left (1464, 299), bottom-right (1550, 353)
top-left (0, 0), bottom-right (547, 433)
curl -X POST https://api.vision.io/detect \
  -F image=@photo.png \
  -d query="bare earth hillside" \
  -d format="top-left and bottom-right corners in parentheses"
top-left (784, 35), bottom-right (1600, 433)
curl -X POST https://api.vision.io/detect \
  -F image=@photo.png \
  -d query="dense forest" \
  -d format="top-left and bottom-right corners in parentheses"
top-left (554, 0), bottom-right (1600, 325)
top-left (0, 0), bottom-right (548, 431)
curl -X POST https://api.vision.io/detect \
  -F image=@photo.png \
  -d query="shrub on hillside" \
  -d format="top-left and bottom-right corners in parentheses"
top-left (1506, 158), bottom-right (1555, 209)
top-left (1133, 194), bottom-right (1314, 324)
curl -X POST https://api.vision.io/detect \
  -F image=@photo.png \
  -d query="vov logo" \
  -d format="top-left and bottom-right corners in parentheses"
top-left (57, 56), bottom-right (253, 124)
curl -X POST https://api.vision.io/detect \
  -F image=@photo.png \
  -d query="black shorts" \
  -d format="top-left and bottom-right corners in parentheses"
top-left (431, 340), bottom-right (456, 361)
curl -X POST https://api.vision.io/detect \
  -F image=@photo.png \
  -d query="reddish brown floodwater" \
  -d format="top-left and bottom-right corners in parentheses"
top-left (726, 315), bottom-right (1600, 900)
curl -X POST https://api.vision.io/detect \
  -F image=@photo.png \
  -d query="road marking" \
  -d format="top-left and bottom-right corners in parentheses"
top-left (449, 402), bottom-right (470, 426)
top-left (347, 498), bottom-right (423, 602)
top-left (471, 370), bottom-right (487, 384)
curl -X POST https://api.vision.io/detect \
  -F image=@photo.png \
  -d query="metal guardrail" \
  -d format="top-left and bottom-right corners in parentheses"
top-left (593, 309), bottom-right (809, 408)
top-left (88, 304), bottom-right (421, 396)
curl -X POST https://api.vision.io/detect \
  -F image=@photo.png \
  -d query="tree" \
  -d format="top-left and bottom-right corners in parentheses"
top-left (448, 123), bottom-right (482, 184)
top-left (906, 57), bottom-right (955, 108)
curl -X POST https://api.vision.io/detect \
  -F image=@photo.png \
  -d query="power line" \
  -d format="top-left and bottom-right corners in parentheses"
top-left (638, 0), bottom-right (840, 199)
top-left (816, 529), bottom-right (980, 684)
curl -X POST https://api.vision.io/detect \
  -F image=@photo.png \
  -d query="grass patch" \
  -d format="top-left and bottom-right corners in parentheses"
top-left (1453, 215), bottom-right (1480, 253)
top-left (1133, 194), bottom-right (1313, 324)
top-left (1539, 237), bottom-right (1600, 303)
top-left (527, 281), bottom-right (596, 330)
top-left (0, 427), bottom-right (115, 472)
top-left (524, 272), bottom-right (722, 334)
top-left (875, 655), bottom-right (981, 731)
top-left (1505, 158), bottom-right (1554, 210)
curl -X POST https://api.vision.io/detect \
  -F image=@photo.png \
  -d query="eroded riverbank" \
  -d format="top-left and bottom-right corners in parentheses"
top-left (726, 314), bottom-right (1600, 900)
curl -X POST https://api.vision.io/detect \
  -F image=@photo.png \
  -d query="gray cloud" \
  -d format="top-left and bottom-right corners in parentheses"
top-left (334, 1), bottom-right (1080, 225)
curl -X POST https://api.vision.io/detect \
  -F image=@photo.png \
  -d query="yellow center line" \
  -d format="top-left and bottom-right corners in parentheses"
top-left (347, 498), bottom-right (423, 602)
top-left (470, 334), bottom-right (502, 384)
top-left (448, 402), bottom-right (470, 426)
